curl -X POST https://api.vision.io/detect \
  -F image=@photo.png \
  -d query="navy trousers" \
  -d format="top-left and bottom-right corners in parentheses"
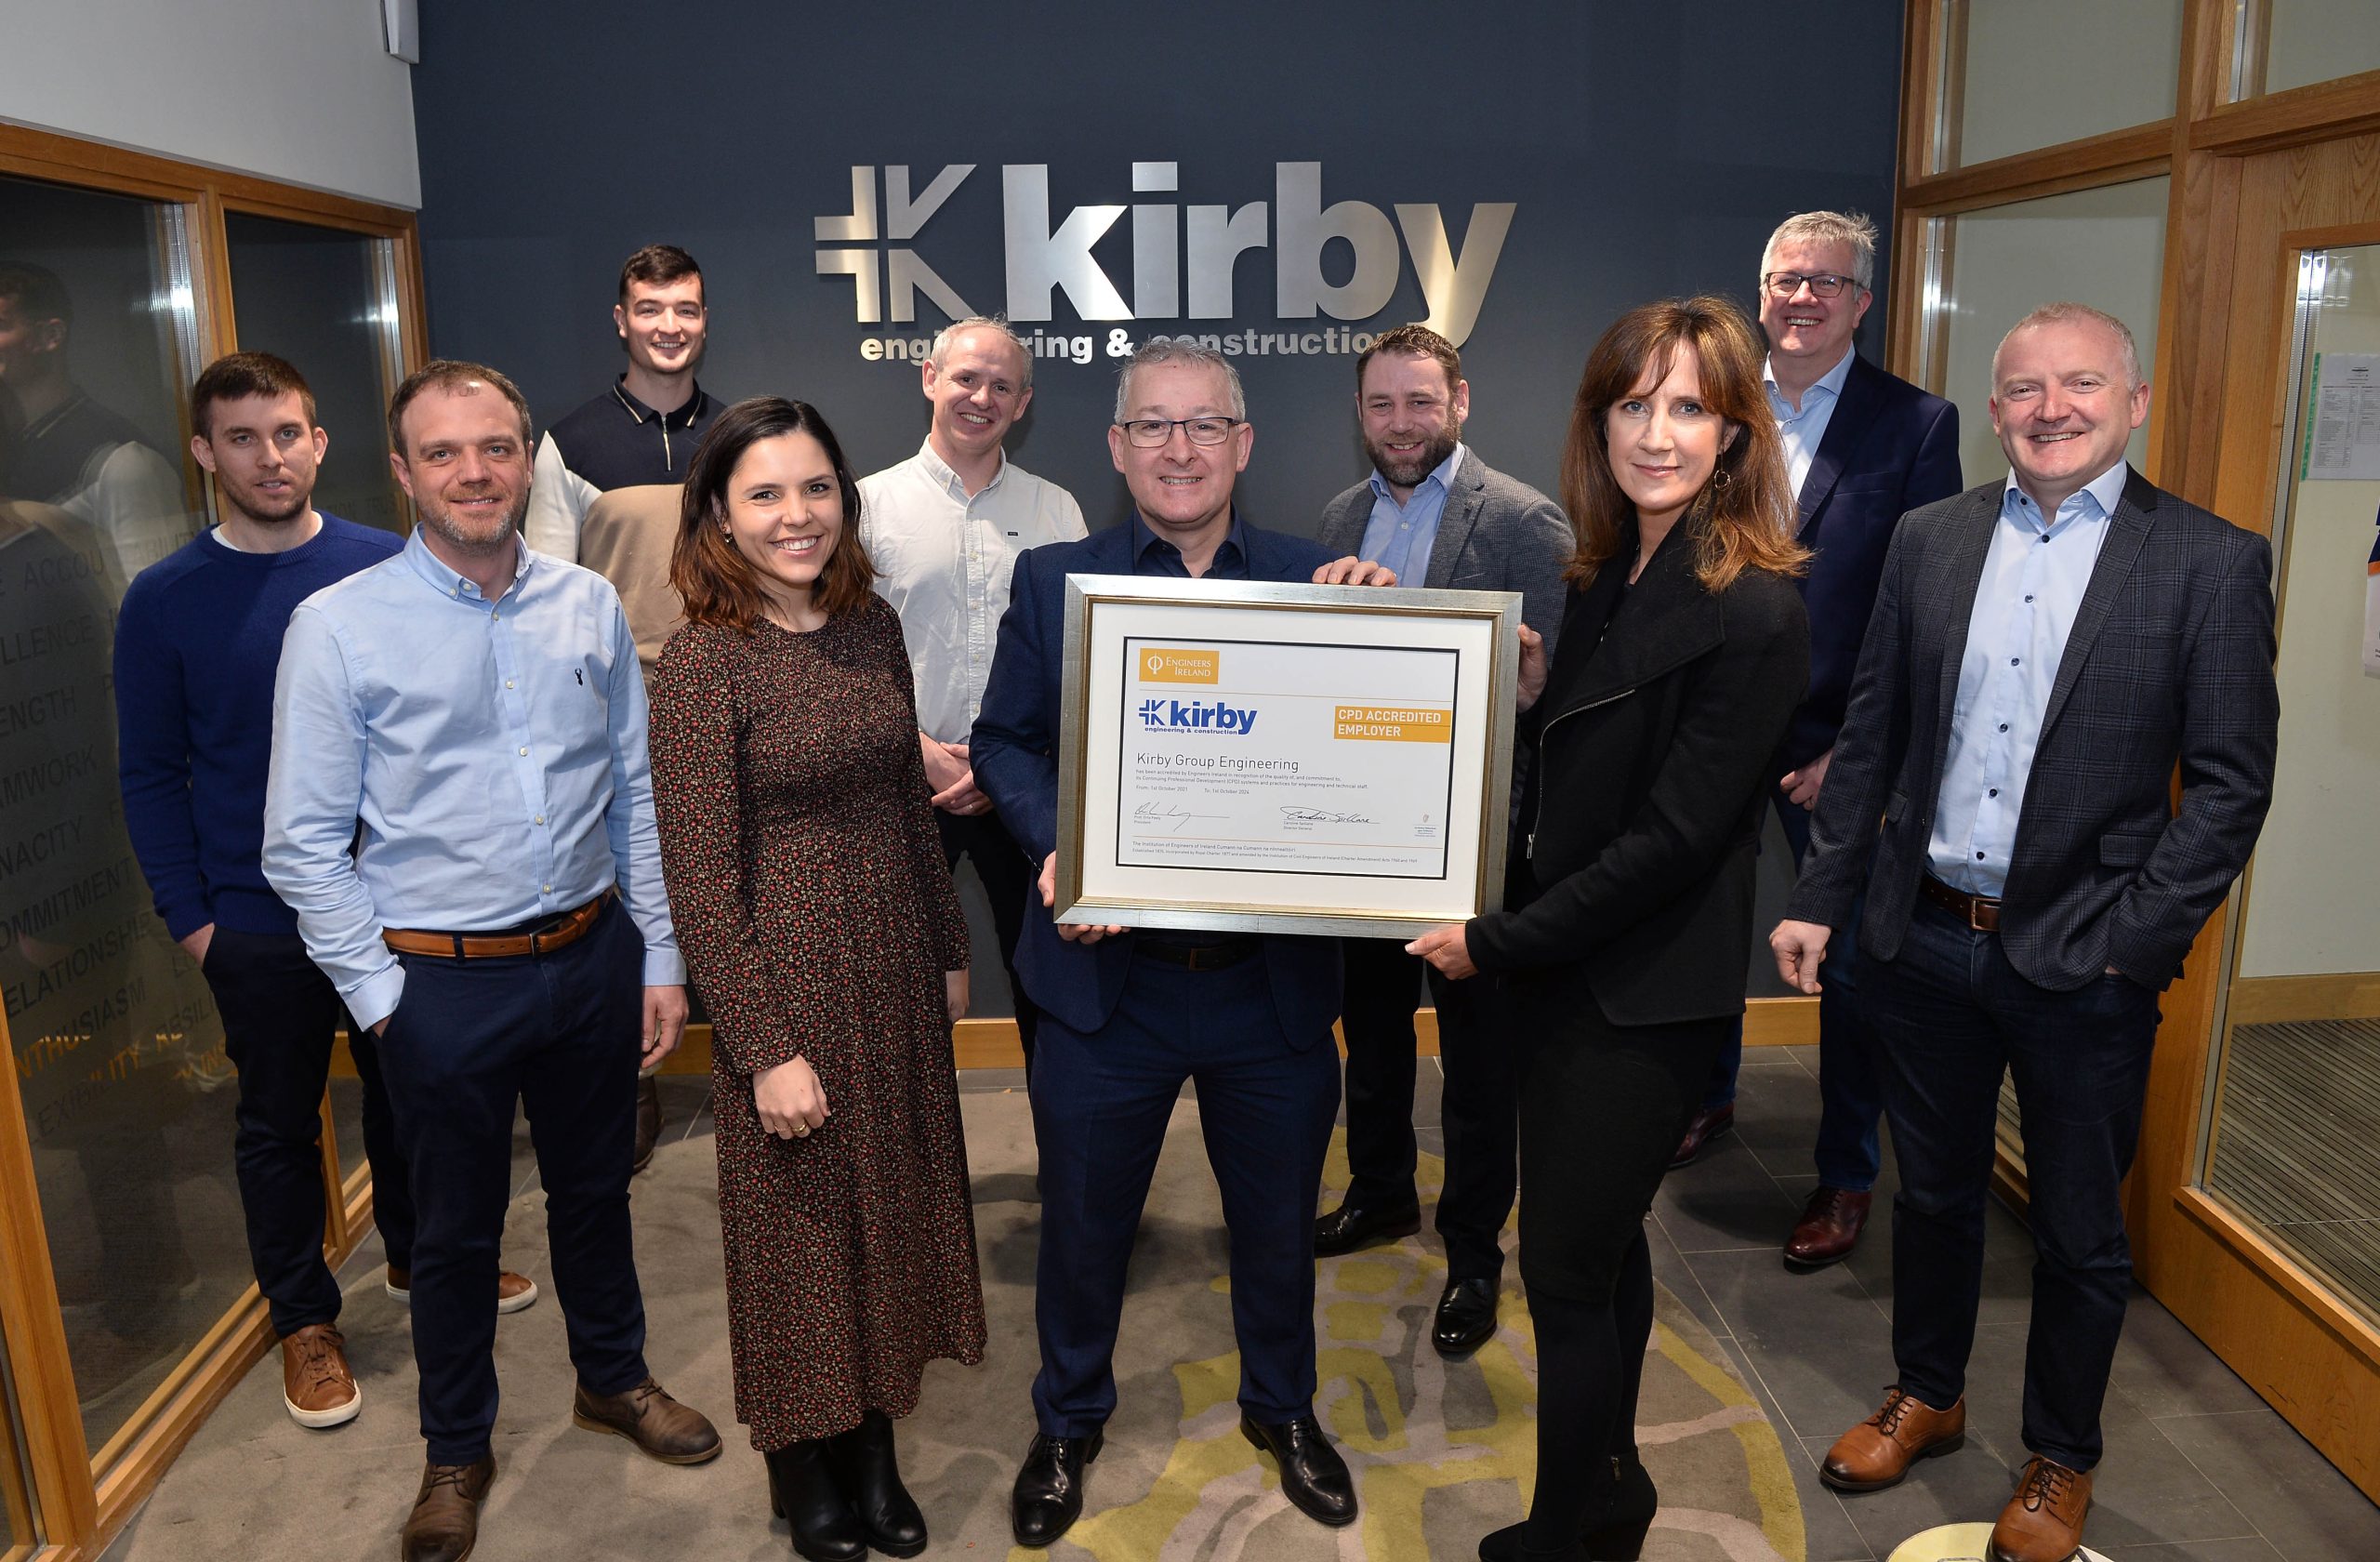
top-left (1338, 937), bottom-right (1518, 1282)
top-left (203, 928), bottom-right (414, 1337)
top-left (1702, 794), bottom-right (1887, 1192)
top-left (1029, 950), bottom-right (1340, 1436)
top-left (1863, 896), bottom-right (2161, 1472)
top-left (375, 898), bottom-right (650, 1464)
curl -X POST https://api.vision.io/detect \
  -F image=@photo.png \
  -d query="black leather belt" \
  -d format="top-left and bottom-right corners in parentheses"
top-left (1919, 874), bottom-right (2001, 933)
top-left (1136, 934), bottom-right (1262, 972)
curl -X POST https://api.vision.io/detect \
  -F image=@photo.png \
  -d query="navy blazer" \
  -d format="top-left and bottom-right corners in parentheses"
top-left (1782, 353), bottom-right (1962, 769)
top-left (970, 518), bottom-right (1344, 1039)
top-left (1790, 470), bottom-right (2278, 991)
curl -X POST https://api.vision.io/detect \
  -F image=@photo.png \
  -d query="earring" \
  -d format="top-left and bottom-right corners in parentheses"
top-left (1712, 465), bottom-right (1732, 491)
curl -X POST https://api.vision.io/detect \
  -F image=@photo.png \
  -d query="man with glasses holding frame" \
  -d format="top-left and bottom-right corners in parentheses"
top-left (972, 338), bottom-right (1388, 1548)
top-left (1673, 212), bottom-right (1962, 1275)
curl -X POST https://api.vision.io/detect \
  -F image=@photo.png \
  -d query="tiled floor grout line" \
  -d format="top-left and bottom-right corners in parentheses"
top-left (2136, 1418), bottom-right (2272, 1551)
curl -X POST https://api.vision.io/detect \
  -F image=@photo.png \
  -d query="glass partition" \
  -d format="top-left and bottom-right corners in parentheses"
top-left (222, 212), bottom-right (407, 535)
top-left (1937, 0), bottom-right (2182, 170)
top-left (0, 171), bottom-right (248, 1459)
top-left (2250, 0), bottom-right (2380, 98)
top-left (1924, 178), bottom-right (2171, 486)
top-left (2198, 243), bottom-right (2380, 1325)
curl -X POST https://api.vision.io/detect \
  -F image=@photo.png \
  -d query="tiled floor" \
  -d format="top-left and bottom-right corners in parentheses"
top-left (1626, 1044), bottom-right (2380, 1562)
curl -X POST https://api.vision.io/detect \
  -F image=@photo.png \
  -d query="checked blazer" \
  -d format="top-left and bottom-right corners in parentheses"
top-left (1787, 468), bottom-right (2278, 992)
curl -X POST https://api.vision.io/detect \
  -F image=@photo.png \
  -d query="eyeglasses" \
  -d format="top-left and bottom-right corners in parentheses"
top-left (1117, 417), bottom-right (1243, 447)
top-left (1761, 271), bottom-right (1861, 299)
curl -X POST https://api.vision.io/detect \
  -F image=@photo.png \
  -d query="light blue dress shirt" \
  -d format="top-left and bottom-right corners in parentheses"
top-left (262, 528), bottom-right (683, 1030)
top-left (1764, 347), bottom-right (1856, 500)
top-left (1356, 442), bottom-right (1464, 587)
top-left (1927, 461), bottom-right (2130, 896)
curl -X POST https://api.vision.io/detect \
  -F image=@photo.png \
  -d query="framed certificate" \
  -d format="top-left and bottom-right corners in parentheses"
top-left (1054, 575), bottom-right (1523, 938)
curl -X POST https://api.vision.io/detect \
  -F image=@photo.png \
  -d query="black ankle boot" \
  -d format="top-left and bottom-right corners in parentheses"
top-left (826, 1408), bottom-right (927, 1557)
top-left (763, 1440), bottom-right (867, 1562)
top-left (1580, 1459), bottom-right (1658, 1560)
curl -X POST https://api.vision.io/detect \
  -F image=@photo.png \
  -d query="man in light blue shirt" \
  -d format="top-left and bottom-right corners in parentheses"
top-left (263, 360), bottom-right (718, 1562)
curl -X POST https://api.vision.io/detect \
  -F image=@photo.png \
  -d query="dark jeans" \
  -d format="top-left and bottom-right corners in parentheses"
top-left (203, 927), bottom-right (414, 1337)
top-left (938, 807), bottom-right (1039, 1067)
top-left (1701, 791), bottom-right (1887, 1192)
top-left (1338, 937), bottom-right (1518, 1283)
top-left (1863, 895), bottom-right (2161, 1472)
top-left (377, 898), bottom-right (650, 1464)
top-left (1028, 950), bottom-right (1340, 1435)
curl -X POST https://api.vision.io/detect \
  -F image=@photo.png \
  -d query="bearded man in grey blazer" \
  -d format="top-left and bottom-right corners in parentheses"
top-left (1309, 324), bottom-right (1572, 1359)
top-left (1771, 303), bottom-right (2278, 1562)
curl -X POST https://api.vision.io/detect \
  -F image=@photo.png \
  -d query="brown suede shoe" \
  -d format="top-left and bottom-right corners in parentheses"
top-left (1820, 1386), bottom-right (1965, 1492)
top-left (1784, 1185), bottom-right (1874, 1268)
top-left (280, 1322), bottom-right (361, 1428)
top-left (401, 1454), bottom-right (495, 1562)
top-left (1990, 1455), bottom-right (2093, 1562)
top-left (386, 1265), bottom-right (541, 1315)
top-left (571, 1375), bottom-right (722, 1464)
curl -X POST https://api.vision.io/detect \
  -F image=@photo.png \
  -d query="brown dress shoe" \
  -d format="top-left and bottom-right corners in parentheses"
top-left (632, 1074), bottom-right (663, 1172)
top-left (280, 1322), bottom-right (361, 1428)
top-left (1785, 1185), bottom-right (1873, 1268)
top-left (402, 1454), bottom-right (495, 1562)
top-left (1669, 1103), bottom-right (1735, 1169)
top-left (386, 1265), bottom-right (541, 1314)
top-left (571, 1375), bottom-right (722, 1464)
top-left (1990, 1455), bottom-right (2093, 1562)
top-left (1820, 1386), bottom-right (1965, 1491)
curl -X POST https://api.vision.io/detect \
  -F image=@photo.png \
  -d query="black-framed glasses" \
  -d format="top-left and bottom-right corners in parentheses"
top-left (1761, 271), bottom-right (1861, 299)
top-left (1117, 416), bottom-right (1243, 447)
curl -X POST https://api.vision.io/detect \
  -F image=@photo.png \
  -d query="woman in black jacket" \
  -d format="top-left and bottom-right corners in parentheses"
top-left (1408, 297), bottom-right (1811, 1562)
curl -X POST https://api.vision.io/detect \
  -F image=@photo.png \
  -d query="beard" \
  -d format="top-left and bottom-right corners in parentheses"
top-left (218, 474), bottom-right (311, 525)
top-left (1364, 422), bottom-right (1461, 490)
top-left (416, 484), bottom-right (530, 554)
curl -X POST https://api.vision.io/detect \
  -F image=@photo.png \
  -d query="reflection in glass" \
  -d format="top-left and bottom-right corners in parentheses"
top-left (0, 173), bottom-right (250, 1460)
top-left (223, 214), bottom-right (405, 535)
top-left (1940, 0), bottom-right (2181, 170)
top-left (2257, 0), bottom-right (2380, 98)
top-left (2201, 245), bottom-right (2380, 1325)
top-left (1927, 179), bottom-right (2171, 487)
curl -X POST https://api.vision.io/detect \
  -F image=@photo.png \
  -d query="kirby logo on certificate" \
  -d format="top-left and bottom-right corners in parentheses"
top-left (1117, 636), bottom-right (1459, 880)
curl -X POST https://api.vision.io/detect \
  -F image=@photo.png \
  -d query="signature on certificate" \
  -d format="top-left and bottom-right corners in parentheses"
top-left (1278, 805), bottom-right (1376, 825)
top-left (1132, 800), bottom-right (1225, 833)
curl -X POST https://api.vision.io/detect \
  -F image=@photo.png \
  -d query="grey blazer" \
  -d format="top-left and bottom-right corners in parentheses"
top-left (1318, 446), bottom-right (1575, 659)
top-left (1789, 469), bottom-right (2279, 991)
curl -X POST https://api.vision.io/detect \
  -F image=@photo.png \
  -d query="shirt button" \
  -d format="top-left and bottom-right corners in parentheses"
top-left (1976, 851), bottom-right (1986, 860)
top-left (519, 747), bottom-right (529, 756)
top-left (2025, 595), bottom-right (2035, 602)
top-left (1989, 788), bottom-right (1999, 798)
top-left (535, 814), bottom-right (545, 824)
top-left (506, 680), bottom-right (514, 688)
top-left (2011, 657), bottom-right (2020, 666)
top-left (542, 883), bottom-right (552, 894)
top-left (1998, 723), bottom-right (2008, 733)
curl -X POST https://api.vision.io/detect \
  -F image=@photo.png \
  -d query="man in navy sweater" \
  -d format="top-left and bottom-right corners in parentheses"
top-left (113, 353), bottom-right (532, 1432)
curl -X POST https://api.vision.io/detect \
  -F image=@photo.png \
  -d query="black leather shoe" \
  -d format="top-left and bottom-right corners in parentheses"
top-left (826, 1408), bottom-right (925, 1557)
top-left (1434, 1277), bottom-right (1500, 1358)
top-left (1242, 1413), bottom-right (1357, 1526)
top-left (1012, 1429), bottom-right (1102, 1548)
top-left (1313, 1198), bottom-right (1421, 1257)
top-left (763, 1440), bottom-right (866, 1562)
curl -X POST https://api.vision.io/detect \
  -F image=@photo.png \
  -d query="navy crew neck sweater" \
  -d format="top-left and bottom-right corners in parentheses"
top-left (114, 514), bottom-right (402, 940)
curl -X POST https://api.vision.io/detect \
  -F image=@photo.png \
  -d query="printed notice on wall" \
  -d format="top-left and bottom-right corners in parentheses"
top-left (2306, 353), bottom-right (2380, 482)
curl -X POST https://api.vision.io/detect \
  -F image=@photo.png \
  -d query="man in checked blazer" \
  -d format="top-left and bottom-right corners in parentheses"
top-left (1770, 302), bottom-right (2278, 1562)
top-left (1307, 324), bottom-right (1572, 1359)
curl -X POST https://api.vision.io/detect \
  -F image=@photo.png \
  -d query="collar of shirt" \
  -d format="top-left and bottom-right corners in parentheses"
top-left (401, 523), bottom-right (532, 603)
top-left (610, 376), bottom-right (711, 431)
top-left (2000, 458), bottom-right (2131, 536)
top-left (1763, 346), bottom-right (1855, 423)
top-left (1130, 510), bottom-right (1250, 578)
top-left (914, 438), bottom-right (1008, 501)
top-left (1367, 441), bottom-right (1466, 507)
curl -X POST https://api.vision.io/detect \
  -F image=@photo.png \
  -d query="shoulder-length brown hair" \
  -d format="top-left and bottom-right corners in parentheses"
top-left (1558, 296), bottom-right (1807, 593)
top-left (671, 396), bottom-right (876, 633)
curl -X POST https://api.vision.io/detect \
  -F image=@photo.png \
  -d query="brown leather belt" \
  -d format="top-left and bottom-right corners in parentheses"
top-left (1918, 874), bottom-right (2001, 933)
top-left (1136, 934), bottom-right (1262, 972)
top-left (383, 891), bottom-right (612, 960)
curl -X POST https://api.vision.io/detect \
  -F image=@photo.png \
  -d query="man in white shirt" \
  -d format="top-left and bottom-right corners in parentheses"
top-left (860, 318), bottom-right (1085, 1068)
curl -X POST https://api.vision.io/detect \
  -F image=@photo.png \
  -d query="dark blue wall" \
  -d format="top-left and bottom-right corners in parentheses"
top-left (412, 0), bottom-right (1908, 535)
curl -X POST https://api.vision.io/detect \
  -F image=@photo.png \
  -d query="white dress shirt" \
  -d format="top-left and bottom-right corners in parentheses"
top-left (1764, 345), bottom-right (1857, 500)
top-left (1927, 461), bottom-right (2129, 896)
top-left (858, 441), bottom-right (1087, 745)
